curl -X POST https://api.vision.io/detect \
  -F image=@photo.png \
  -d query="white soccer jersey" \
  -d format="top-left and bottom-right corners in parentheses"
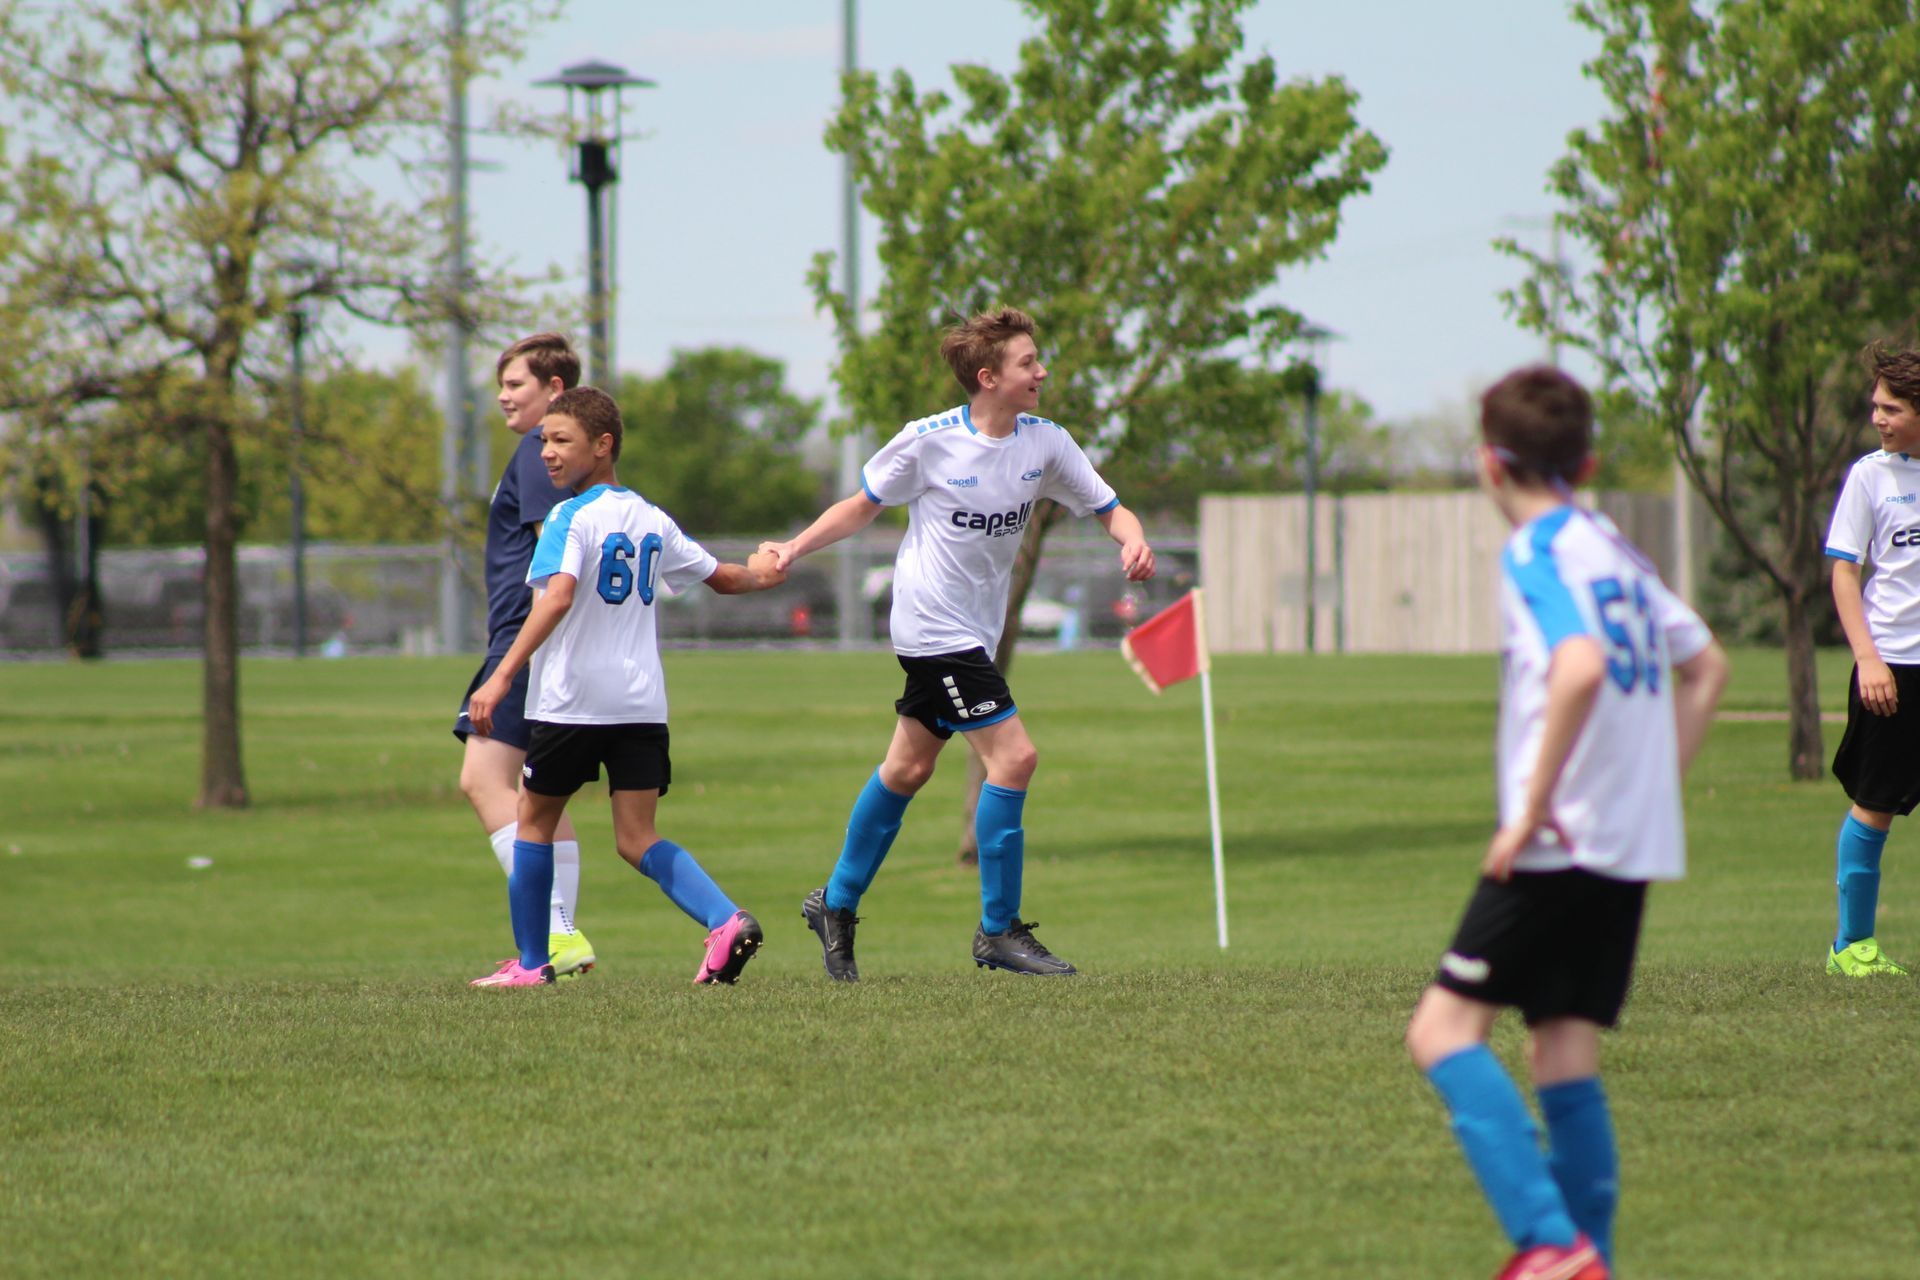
top-left (525, 485), bottom-right (718, 724)
top-left (863, 406), bottom-right (1119, 657)
top-left (1497, 506), bottom-right (1713, 882)
top-left (1825, 450), bottom-right (1920, 662)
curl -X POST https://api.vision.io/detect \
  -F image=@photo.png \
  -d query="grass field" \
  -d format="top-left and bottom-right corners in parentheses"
top-left (2, 647), bottom-right (1915, 1279)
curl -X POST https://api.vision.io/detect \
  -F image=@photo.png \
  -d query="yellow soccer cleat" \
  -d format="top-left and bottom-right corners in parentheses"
top-left (1827, 936), bottom-right (1910, 976)
top-left (549, 929), bottom-right (597, 979)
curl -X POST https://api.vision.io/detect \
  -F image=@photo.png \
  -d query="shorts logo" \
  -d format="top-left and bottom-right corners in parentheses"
top-left (1439, 952), bottom-right (1490, 984)
top-left (945, 475), bottom-right (979, 488)
top-left (1022, 468), bottom-right (1044, 481)
top-left (522, 765), bottom-right (533, 779)
top-left (1889, 492), bottom-right (1918, 505)
top-left (970, 700), bottom-right (999, 716)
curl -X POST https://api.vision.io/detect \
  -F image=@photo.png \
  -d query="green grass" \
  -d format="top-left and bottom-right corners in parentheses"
top-left (0, 648), bottom-right (1913, 1278)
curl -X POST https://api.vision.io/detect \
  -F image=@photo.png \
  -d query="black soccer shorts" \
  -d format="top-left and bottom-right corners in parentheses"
top-left (522, 722), bottom-right (671, 798)
top-left (1830, 662), bottom-right (1920, 815)
top-left (893, 647), bottom-right (1018, 740)
top-left (1432, 868), bottom-right (1648, 1028)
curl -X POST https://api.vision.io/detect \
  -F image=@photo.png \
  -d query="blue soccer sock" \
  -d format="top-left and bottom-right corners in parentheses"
top-left (1426, 1045), bottom-right (1579, 1252)
top-left (1835, 813), bottom-right (1890, 949)
top-left (976, 783), bottom-right (1027, 935)
top-left (508, 839), bottom-right (556, 970)
top-left (1538, 1077), bottom-right (1618, 1264)
top-left (637, 839), bottom-right (737, 930)
top-left (824, 771), bottom-right (913, 914)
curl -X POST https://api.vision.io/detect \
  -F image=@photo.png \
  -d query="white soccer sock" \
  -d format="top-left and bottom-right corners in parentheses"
top-left (490, 824), bottom-right (582, 935)
top-left (551, 840), bottom-right (581, 935)
top-left (488, 822), bottom-right (516, 876)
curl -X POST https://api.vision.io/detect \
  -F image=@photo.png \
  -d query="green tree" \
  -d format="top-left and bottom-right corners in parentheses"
top-left (615, 348), bottom-right (825, 534)
top-left (0, 0), bottom-right (554, 807)
top-left (811, 0), bottom-right (1385, 851)
top-left (1505, 0), bottom-right (1920, 778)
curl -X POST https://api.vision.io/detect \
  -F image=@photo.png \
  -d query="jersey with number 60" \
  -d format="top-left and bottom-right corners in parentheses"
top-left (1498, 506), bottom-right (1713, 882)
top-left (525, 484), bottom-right (718, 724)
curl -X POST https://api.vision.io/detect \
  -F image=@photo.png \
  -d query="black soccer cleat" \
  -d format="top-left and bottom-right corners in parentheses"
top-left (802, 886), bottom-right (860, 983)
top-left (972, 919), bottom-right (1077, 976)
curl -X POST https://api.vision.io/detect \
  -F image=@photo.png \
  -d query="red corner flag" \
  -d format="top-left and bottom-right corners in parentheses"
top-left (1121, 588), bottom-right (1229, 948)
top-left (1122, 588), bottom-right (1210, 694)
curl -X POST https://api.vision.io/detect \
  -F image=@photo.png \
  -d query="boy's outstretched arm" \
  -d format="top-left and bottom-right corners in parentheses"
top-left (1672, 640), bottom-right (1729, 775)
top-left (705, 550), bottom-right (789, 596)
top-left (760, 492), bottom-right (886, 572)
top-left (1096, 504), bottom-right (1155, 581)
top-left (1483, 635), bottom-right (1607, 882)
top-left (1833, 558), bottom-right (1896, 715)
top-left (468, 575), bottom-right (576, 736)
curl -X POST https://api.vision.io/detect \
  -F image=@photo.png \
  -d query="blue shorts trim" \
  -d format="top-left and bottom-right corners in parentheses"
top-left (937, 701), bottom-right (1019, 734)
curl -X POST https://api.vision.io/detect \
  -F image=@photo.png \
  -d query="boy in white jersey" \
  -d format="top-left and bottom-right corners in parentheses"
top-left (1404, 367), bottom-right (1727, 1280)
top-left (464, 387), bottom-right (788, 987)
top-left (761, 306), bottom-right (1154, 979)
top-left (1821, 343), bottom-right (1920, 976)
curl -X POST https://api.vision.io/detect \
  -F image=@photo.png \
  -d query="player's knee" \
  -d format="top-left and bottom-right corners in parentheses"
top-left (885, 757), bottom-right (936, 794)
top-left (1000, 742), bottom-right (1038, 787)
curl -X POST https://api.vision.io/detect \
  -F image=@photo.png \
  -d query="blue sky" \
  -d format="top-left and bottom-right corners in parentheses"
top-left (455, 1), bottom-right (1608, 423)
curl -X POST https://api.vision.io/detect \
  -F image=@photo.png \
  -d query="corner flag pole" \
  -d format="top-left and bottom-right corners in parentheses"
top-left (1121, 587), bottom-right (1228, 949)
top-left (1194, 595), bottom-right (1228, 949)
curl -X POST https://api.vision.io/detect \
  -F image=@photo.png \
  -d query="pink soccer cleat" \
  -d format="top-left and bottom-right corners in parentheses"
top-left (1494, 1234), bottom-right (1608, 1280)
top-left (470, 958), bottom-right (556, 988)
top-left (693, 911), bottom-right (763, 985)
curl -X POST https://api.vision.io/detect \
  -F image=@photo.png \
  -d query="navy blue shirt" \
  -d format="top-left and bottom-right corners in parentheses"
top-left (483, 429), bottom-right (568, 652)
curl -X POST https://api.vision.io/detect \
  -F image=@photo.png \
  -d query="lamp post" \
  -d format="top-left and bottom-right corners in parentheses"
top-left (287, 304), bottom-right (311, 657)
top-left (535, 60), bottom-right (655, 388)
top-left (1299, 325), bottom-right (1335, 654)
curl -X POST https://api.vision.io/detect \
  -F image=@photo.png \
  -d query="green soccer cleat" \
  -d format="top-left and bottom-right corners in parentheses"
top-left (549, 929), bottom-right (597, 979)
top-left (1827, 937), bottom-right (1910, 976)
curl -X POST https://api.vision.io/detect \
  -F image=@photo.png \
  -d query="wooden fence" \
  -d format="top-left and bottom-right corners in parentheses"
top-left (1199, 489), bottom-right (1696, 654)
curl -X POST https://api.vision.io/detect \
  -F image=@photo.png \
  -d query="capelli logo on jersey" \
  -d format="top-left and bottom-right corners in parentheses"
top-left (1891, 526), bottom-right (1920, 547)
top-left (1887, 492), bottom-right (1917, 504)
top-left (951, 500), bottom-right (1033, 538)
top-left (945, 475), bottom-right (979, 488)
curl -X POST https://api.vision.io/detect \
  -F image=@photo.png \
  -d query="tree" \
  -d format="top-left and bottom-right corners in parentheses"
top-left (1504, 0), bottom-right (1920, 778)
top-left (0, 0), bottom-right (554, 806)
top-left (615, 348), bottom-right (826, 533)
top-left (810, 0), bottom-right (1385, 853)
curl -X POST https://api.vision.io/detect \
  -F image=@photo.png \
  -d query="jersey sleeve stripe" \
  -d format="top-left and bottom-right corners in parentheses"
top-left (527, 487), bottom-right (603, 582)
top-left (860, 476), bottom-right (884, 505)
top-left (1504, 509), bottom-right (1587, 649)
top-left (1093, 496), bottom-right (1120, 514)
top-left (1825, 546), bottom-right (1861, 563)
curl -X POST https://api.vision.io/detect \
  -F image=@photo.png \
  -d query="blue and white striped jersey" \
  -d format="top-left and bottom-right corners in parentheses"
top-left (525, 485), bottom-right (718, 725)
top-left (862, 407), bottom-right (1118, 657)
top-left (1497, 506), bottom-right (1712, 882)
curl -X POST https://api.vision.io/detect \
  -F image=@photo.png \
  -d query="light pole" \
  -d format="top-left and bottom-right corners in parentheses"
top-left (287, 304), bottom-right (311, 656)
top-left (837, 0), bottom-right (863, 647)
top-left (536, 60), bottom-right (655, 388)
top-left (1299, 325), bottom-right (1334, 654)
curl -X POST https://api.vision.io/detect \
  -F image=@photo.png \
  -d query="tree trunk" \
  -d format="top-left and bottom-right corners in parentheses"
top-left (1782, 588), bottom-right (1824, 781)
top-left (954, 500), bottom-right (1065, 863)
top-left (198, 407), bottom-right (249, 809)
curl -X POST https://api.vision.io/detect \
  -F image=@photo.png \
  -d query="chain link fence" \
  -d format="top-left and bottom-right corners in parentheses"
top-left (0, 526), bottom-right (1199, 658)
